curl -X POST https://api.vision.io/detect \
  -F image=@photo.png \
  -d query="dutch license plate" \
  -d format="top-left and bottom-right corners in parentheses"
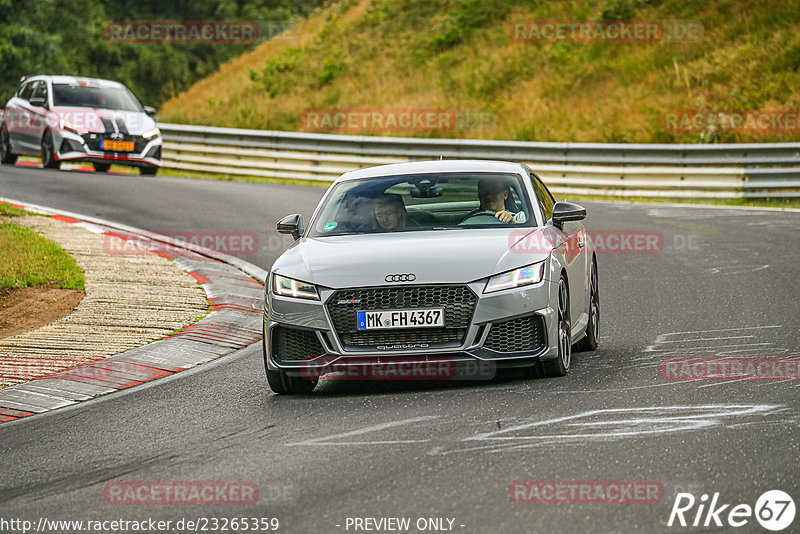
top-left (357, 308), bottom-right (444, 330)
top-left (102, 139), bottom-right (134, 151)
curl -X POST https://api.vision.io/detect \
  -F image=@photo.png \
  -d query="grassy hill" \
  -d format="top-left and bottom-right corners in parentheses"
top-left (159, 0), bottom-right (800, 143)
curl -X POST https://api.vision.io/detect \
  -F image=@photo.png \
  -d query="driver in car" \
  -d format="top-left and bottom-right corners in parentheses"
top-left (475, 178), bottom-right (527, 223)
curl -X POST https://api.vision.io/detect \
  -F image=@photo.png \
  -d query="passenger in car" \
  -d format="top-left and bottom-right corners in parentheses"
top-left (373, 194), bottom-right (411, 230)
top-left (475, 178), bottom-right (526, 223)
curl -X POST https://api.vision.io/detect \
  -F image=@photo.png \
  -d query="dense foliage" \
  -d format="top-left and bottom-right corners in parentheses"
top-left (0, 0), bottom-right (327, 106)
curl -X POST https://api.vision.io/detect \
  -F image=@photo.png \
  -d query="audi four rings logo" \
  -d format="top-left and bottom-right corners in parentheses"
top-left (385, 273), bottom-right (416, 282)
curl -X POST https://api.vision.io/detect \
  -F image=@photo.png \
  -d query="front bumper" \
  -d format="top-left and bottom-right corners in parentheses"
top-left (54, 130), bottom-right (162, 168)
top-left (264, 279), bottom-right (559, 377)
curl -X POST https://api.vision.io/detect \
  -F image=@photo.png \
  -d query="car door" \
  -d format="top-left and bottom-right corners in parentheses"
top-left (27, 80), bottom-right (50, 151)
top-left (6, 81), bottom-right (36, 153)
top-left (16, 81), bottom-right (47, 152)
top-left (531, 173), bottom-right (588, 333)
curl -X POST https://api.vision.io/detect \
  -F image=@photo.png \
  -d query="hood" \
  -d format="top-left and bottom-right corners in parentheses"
top-left (49, 106), bottom-right (155, 135)
top-left (271, 228), bottom-right (555, 289)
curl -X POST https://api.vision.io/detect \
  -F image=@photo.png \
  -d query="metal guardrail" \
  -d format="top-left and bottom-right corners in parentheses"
top-left (161, 123), bottom-right (800, 198)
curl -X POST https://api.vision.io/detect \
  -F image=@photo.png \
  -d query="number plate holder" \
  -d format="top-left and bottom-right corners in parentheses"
top-left (357, 308), bottom-right (445, 330)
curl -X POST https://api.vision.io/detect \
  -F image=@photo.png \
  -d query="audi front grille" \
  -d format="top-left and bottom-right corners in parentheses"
top-left (326, 285), bottom-right (477, 350)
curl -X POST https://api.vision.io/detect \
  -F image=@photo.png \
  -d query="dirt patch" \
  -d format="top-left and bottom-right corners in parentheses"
top-left (0, 287), bottom-right (85, 340)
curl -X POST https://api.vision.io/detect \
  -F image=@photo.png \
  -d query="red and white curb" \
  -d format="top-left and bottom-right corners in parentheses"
top-left (14, 159), bottom-right (135, 175)
top-left (0, 198), bottom-right (268, 424)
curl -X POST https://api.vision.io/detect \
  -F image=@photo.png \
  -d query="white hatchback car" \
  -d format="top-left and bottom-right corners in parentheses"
top-left (0, 75), bottom-right (162, 174)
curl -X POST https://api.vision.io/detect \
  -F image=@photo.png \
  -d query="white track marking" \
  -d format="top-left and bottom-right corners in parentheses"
top-left (643, 326), bottom-right (783, 354)
top-left (653, 335), bottom-right (756, 344)
top-left (632, 343), bottom-right (773, 360)
top-left (464, 405), bottom-right (780, 442)
top-left (285, 415), bottom-right (439, 446)
top-left (695, 377), bottom-right (755, 388)
top-left (426, 405), bottom-right (787, 455)
top-left (539, 382), bottom-right (688, 394)
top-left (705, 264), bottom-right (770, 275)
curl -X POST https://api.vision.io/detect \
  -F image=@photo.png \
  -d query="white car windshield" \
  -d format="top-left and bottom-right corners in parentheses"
top-left (308, 172), bottom-right (536, 237)
top-left (52, 84), bottom-right (143, 112)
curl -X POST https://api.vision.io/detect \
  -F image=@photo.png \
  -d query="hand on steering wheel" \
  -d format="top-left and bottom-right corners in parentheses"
top-left (493, 209), bottom-right (515, 223)
top-left (460, 210), bottom-right (510, 225)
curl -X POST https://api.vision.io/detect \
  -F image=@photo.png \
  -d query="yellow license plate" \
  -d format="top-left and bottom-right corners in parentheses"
top-left (102, 140), bottom-right (134, 151)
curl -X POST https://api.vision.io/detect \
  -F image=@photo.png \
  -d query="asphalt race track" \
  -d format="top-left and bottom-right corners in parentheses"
top-left (1, 164), bottom-right (798, 533)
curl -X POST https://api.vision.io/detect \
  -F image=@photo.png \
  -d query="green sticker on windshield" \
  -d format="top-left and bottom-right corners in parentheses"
top-left (323, 222), bottom-right (337, 232)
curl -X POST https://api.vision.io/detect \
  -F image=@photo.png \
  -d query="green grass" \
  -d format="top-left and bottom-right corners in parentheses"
top-left (0, 222), bottom-right (85, 290)
top-left (0, 203), bottom-right (28, 217)
top-left (160, 0), bottom-right (800, 143)
top-left (161, 166), bottom-right (332, 187)
top-left (159, 167), bottom-right (800, 209)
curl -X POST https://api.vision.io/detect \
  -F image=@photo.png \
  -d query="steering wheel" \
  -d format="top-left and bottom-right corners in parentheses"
top-left (459, 210), bottom-right (508, 225)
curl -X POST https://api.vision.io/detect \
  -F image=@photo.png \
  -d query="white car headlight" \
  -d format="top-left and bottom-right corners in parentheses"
top-left (484, 262), bottom-right (545, 293)
top-left (60, 119), bottom-right (89, 134)
top-left (272, 274), bottom-right (319, 300)
top-left (142, 128), bottom-right (160, 139)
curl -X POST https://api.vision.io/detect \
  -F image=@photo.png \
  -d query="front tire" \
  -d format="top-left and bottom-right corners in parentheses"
top-left (266, 369), bottom-right (318, 394)
top-left (540, 277), bottom-right (571, 378)
top-left (41, 131), bottom-right (60, 169)
top-left (575, 259), bottom-right (599, 352)
top-left (0, 127), bottom-right (17, 164)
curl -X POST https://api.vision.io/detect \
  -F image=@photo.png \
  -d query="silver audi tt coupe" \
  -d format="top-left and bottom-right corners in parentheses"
top-left (263, 160), bottom-right (599, 393)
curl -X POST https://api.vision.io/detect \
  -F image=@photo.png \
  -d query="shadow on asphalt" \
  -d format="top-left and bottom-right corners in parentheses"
top-left (268, 367), bottom-right (556, 398)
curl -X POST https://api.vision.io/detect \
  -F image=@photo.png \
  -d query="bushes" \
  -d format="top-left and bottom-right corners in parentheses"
top-left (0, 0), bottom-right (328, 106)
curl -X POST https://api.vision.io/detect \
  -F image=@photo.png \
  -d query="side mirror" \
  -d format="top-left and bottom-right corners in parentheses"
top-left (277, 214), bottom-right (303, 240)
top-left (552, 201), bottom-right (586, 230)
top-left (29, 96), bottom-right (47, 108)
top-left (143, 106), bottom-right (157, 117)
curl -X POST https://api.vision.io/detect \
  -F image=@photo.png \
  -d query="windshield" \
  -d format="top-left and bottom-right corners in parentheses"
top-left (307, 172), bottom-right (536, 237)
top-left (52, 84), bottom-right (143, 112)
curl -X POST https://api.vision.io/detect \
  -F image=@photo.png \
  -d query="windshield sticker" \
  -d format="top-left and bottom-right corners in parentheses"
top-left (323, 222), bottom-right (337, 232)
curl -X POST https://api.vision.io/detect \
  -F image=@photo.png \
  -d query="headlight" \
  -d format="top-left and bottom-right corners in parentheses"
top-left (142, 128), bottom-right (160, 139)
top-left (60, 119), bottom-right (89, 134)
top-left (272, 274), bottom-right (319, 300)
top-left (484, 262), bottom-right (545, 293)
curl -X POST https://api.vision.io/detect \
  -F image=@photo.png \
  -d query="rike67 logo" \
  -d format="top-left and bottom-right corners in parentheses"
top-left (668, 490), bottom-right (795, 531)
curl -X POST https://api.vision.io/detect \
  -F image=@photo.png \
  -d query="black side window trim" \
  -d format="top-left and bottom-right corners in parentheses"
top-left (31, 81), bottom-right (48, 100)
top-left (528, 170), bottom-right (555, 223)
top-left (19, 82), bottom-right (35, 100)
